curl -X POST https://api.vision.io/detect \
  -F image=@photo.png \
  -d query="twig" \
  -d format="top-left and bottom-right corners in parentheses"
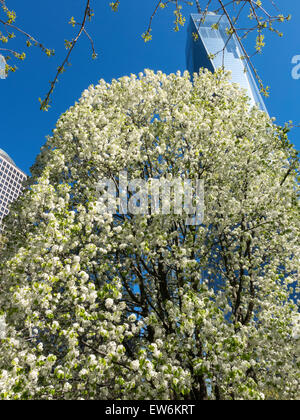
top-left (39, 0), bottom-right (92, 110)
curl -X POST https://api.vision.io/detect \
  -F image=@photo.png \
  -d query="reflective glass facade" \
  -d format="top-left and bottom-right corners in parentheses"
top-left (0, 149), bottom-right (26, 228)
top-left (0, 54), bottom-right (6, 80)
top-left (186, 13), bottom-right (267, 113)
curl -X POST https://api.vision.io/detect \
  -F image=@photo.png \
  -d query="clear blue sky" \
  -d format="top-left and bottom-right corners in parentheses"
top-left (0, 0), bottom-right (299, 174)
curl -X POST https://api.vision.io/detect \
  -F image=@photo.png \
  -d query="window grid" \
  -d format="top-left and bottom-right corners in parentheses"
top-left (0, 154), bottom-right (26, 227)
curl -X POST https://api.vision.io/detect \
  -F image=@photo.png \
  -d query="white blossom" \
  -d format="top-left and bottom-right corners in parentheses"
top-left (0, 316), bottom-right (6, 340)
top-left (0, 69), bottom-right (298, 400)
top-left (105, 298), bottom-right (114, 309)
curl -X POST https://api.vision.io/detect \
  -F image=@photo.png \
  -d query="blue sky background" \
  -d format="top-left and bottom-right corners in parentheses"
top-left (0, 0), bottom-right (299, 174)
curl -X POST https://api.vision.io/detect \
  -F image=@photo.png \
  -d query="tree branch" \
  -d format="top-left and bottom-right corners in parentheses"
top-left (39, 0), bottom-right (92, 110)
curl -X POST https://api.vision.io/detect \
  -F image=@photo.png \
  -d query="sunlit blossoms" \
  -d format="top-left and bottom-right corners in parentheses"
top-left (0, 69), bottom-right (299, 400)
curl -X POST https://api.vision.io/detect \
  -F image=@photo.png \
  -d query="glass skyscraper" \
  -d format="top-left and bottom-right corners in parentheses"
top-left (186, 12), bottom-right (268, 113)
top-left (0, 149), bottom-right (26, 228)
top-left (0, 54), bottom-right (6, 79)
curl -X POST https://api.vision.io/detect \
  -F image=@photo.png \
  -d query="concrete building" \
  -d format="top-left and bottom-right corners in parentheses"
top-left (0, 149), bottom-right (26, 227)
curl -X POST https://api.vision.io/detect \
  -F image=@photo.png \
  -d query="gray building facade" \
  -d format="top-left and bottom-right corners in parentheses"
top-left (0, 149), bottom-right (26, 227)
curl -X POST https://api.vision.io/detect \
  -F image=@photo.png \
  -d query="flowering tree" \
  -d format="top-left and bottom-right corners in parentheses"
top-left (0, 69), bottom-right (299, 400)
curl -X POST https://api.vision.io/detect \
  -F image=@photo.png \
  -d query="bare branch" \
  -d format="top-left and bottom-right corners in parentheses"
top-left (39, 0), bottom-right (92, 110)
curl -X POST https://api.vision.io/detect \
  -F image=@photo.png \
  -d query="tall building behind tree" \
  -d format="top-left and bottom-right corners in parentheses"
top-left (0, 149), bottom-right (26, 228)
top-left (0, 54), bottom-right (7, 79)
top-left (186, 12), bottom-right (268, 113)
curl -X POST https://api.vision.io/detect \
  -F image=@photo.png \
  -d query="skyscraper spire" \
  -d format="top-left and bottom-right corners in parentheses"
top-left (195, 0), bottom-right (201, 14)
